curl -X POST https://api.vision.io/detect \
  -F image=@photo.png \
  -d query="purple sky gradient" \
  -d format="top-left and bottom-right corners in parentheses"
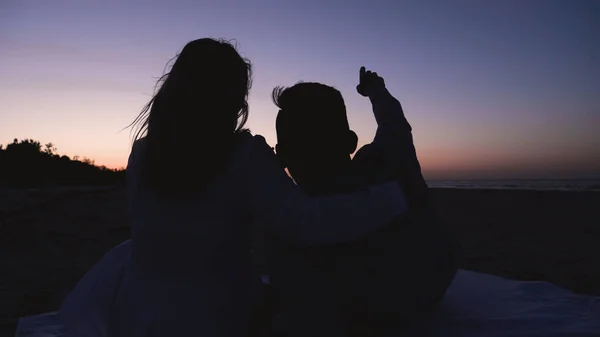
top-left (1, 0), bottom-right (598, 179)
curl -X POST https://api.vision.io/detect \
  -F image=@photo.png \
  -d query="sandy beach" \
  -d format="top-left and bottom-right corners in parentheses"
top-left (1, 187), bottom-right (599, 335)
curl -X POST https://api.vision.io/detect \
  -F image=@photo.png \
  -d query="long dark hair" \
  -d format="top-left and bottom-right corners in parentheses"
top-left (127, 38), bottom-right (252, 199)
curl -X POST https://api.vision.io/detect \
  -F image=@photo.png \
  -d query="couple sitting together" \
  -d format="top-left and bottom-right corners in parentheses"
top-left (61, 37), bottom-right (459, 337)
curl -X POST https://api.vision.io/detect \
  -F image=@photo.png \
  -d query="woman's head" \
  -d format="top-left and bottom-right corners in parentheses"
top-left (129, 38), bottom-right (252, 198)
top-left (133, 38), bottom-right (252, 140)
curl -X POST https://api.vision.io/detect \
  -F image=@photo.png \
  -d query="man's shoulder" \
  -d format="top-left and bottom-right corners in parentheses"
top-left (353, 143), bottom-right (386, 167)
top-left (351, 144), bottom-right (395, 188)
top-left (353, 143), bottom-right (376, 160)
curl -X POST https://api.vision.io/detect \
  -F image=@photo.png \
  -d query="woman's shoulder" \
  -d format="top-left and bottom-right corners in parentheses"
top-left (132, 137), bottom-right (148, 153)
top-left (126, 138), bottom-right (148, 173)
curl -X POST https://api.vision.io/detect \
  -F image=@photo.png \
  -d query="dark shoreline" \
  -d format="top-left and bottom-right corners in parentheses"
top-left (431, 188), bottom-right (600, 296)
top-left (1, 187), bottom-right (599, 335)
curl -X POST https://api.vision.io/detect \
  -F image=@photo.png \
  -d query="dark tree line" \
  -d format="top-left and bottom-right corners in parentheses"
top-left (0, 139), bottom-right (125, 187)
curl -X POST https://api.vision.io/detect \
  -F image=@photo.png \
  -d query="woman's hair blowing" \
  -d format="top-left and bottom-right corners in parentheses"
top-left (128, 38), bottom-right (252, 199)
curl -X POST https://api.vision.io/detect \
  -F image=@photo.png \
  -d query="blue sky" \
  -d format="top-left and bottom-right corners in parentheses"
top-left (1, 0), bottom-right (598, 178)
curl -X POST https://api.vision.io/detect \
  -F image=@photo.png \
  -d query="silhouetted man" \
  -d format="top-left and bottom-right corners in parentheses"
top-left (264, 67), bottom-right (458, 337)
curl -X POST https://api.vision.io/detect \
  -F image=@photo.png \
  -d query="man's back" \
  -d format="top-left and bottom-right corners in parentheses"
top-left (264, 70), bottom-right (458, 336)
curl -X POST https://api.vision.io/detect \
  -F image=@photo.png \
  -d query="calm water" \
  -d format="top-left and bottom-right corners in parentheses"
top-left (426, 179), bottom-right (600, 192)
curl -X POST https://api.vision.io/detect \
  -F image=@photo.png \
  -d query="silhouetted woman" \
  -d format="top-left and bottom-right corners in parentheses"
top-left (103, 38), bottom-right (406, 337)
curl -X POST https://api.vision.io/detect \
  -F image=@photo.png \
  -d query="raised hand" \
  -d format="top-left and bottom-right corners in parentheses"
top-left (356, 66), bottom-right (386, 97)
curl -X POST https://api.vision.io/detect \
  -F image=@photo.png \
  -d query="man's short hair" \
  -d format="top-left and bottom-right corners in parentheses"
top-left (273, 82), bottom-right (350, 146)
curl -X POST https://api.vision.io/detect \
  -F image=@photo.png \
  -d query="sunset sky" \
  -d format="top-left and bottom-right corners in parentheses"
top-left (1, 0), bottom-right (598, 179)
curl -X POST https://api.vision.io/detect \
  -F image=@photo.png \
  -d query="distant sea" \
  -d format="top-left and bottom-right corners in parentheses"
top-left (426, 179), bottom-right (600, 192)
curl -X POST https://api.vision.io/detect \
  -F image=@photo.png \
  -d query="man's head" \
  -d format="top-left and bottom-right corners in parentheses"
top-left (273, 82), bottom-right (358, 188)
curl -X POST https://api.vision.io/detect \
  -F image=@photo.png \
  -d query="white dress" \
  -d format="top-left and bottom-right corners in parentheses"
top-left (62, 132), bottom-right (406, 337)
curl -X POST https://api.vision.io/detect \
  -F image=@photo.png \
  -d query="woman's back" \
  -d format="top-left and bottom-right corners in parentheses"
top-left (111, 133), bottom-right (261, 337)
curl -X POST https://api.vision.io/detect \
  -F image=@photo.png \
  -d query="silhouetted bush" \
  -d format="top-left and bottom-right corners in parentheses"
top-left (0, 138), bottom-right (125, 187)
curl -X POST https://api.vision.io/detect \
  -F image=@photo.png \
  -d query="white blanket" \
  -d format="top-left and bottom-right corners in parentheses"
top-left (16, 240), bottom-right (600, 337)
top-left (400, 270), bottom-right (600, 336)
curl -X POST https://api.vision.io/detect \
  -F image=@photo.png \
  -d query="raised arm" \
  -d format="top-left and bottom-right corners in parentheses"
top-left (370, 88), bottom-right (412, 148)
top-left (247, 135), bottom-right (407, 246)
top-left (356, 67), bottom-right (415, 165)
top-left (355, 67), bottom-right (429, 210)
